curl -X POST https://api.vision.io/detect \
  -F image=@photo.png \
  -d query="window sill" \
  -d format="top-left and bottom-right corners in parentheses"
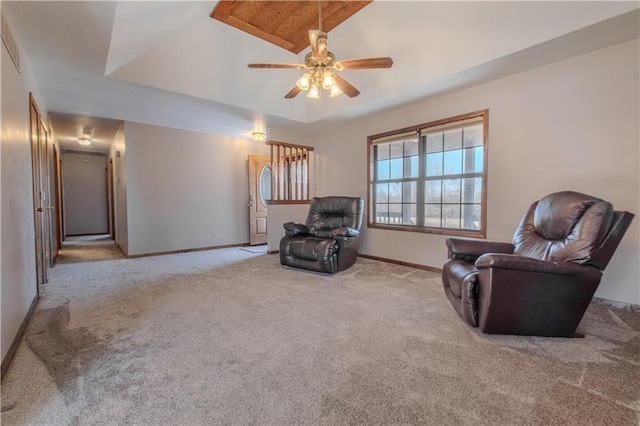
top-left (367, 222), bottom-right (486, 238)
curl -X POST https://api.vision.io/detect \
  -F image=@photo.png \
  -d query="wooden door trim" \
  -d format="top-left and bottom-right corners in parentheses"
top-left (52, 144), bottom-right (62, 259)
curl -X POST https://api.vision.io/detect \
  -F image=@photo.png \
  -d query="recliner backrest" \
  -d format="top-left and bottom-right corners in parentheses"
top-left (305, 197), bottom-right (364, 238)
top-left (513, 191), bottom-right (614, 265)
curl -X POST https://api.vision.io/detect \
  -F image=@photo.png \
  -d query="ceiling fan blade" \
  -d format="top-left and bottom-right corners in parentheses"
top-left (248, 63), bottom-right (303, 69)
top-left (309, 30), bottom-right (328, 60)
top-left (284, 86), bottom-right (302, 99)
top-left (332, 73), bottom-right (360, 98)
top-left (339, 57), bottom-right (394, 70)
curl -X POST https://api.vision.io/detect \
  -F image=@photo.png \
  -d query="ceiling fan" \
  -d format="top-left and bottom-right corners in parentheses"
top-left (247, 2), bottom-right (393, 99)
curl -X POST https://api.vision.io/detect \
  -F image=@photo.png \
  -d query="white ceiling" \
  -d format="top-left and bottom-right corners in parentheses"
top-left (4, 1), bottom-right (639, 153)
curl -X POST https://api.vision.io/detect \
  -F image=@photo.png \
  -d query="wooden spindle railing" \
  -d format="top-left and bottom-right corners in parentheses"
top-left (266, 140), bottom-right (314, 204)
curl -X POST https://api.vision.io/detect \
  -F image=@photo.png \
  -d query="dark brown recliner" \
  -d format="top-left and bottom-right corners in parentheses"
top-left (280, 196), bottom-right (364, 274)
top-left (442, 191), bottom-right (634, 337)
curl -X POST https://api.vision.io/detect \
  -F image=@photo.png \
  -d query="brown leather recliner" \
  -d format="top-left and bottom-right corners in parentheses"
top-left (280, 196), bottom-right (364, 274)
top-left (442, 191), bottom-right (634, 337)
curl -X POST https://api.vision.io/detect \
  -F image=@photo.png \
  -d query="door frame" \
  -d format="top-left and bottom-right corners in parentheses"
top-left (40, 118), bottom-right (53, 269)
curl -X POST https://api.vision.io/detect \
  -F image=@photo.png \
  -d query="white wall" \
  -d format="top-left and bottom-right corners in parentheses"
top-left (310, 39), bottom-right (640, 305)
top-left (0, 7), bottom-right (48, 363)
top-left (267, 204), bottom-right (310, 252)
top-left (110, 124), bottom-right (128, 255)
top-left (62, 152), bottom-right (108, 236)
top-left (123, 122), bottom-right (289, 256)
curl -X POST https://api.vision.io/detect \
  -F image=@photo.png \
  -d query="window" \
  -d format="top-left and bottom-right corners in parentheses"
top-left (368, 110), bottom-right (488, 236)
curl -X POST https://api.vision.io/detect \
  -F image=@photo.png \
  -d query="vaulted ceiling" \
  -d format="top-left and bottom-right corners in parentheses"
top-left (4, 1), bottom-right (639, 153)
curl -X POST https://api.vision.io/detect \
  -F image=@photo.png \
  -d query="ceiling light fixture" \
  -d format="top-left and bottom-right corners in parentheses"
top-left (251, 129), bottom-right (267, 141)
top-left (298, 66), bottom-right (340, 100)
top-left (78, 136), bottom-right (92, 146)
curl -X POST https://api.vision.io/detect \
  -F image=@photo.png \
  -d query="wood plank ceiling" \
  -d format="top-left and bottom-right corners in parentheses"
top-left (210, 1), bottom-right (372, 54)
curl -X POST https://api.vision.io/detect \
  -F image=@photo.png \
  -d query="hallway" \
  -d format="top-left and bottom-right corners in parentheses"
top-left (55, 235), bottom-right (125, 264)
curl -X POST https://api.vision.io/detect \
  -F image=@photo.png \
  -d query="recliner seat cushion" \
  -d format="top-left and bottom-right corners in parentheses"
top-left (513, 191), bottom-right (614, 264)
top-left (289, 237), bottom-right (338, 261)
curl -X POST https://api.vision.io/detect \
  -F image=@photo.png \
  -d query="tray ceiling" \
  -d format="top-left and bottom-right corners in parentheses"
top-left (4, 1), bottom-right (638, 148)
top-left (210, 0), bottom-right (372, 53)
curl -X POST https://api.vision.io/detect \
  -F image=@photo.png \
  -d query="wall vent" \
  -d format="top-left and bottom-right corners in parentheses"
top-left (1, 11), bottom-right (21, 73)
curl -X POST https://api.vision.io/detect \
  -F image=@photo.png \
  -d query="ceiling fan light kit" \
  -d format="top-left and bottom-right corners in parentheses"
top-left (295, 58), bottom-right (343, 99)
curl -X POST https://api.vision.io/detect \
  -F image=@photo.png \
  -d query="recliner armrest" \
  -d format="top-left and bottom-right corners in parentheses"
top-left (330, 227), bottom-right (360, 238)
top-left (283, 222), bottom-right (311, 237)
top-left (475, 253), bottom-right (589, 276)
top-left (446, 237), bottom-right (514, 262)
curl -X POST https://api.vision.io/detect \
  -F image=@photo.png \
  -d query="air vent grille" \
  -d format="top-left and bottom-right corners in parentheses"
top-left (1, 11), bottom-right (21, 73)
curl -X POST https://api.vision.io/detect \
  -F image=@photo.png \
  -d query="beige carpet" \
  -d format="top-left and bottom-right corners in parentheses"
top-left (55, 235), bottom-right (125, 264)
top-left (1, 246), bottom-right (639, 425)
top-left (239, 245), bottom-right (268, 254)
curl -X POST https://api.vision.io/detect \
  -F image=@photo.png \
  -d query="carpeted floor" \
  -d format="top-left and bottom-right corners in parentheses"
top-left (55, 235), bottom-right (125, 264)
top-left (239, 245), bottom-right (268, 254)
top-left (1, 245), bottom-right (639, 425)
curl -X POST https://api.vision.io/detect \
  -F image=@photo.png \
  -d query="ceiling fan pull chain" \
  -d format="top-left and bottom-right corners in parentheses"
top-left (318, 1), bottom-right (322, 31)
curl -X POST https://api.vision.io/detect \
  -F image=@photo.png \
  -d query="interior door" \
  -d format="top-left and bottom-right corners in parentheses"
top-left (29, 95), bottom-right (47, 292)
top-left (40, 118), bottom-right (53, 270)
top-left (248, 155), bottom-right (271, 245)
top-left (52, 145), bottom-right (62, 258)
top-left (108, 157), bottom-right (115, 239)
